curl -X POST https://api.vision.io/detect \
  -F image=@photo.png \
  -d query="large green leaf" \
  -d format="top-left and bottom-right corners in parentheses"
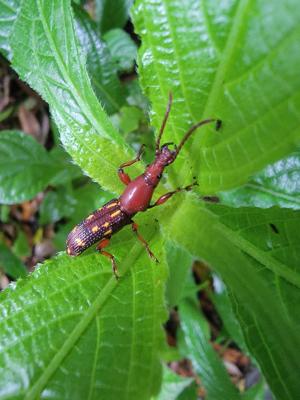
top-left (153, 365), bottom-right (194, 400)
top-left (74, 5), bottom-right (126, 114)
top-left (165, 241), bottom-right (192, 308)
top-left (0, 224), bottom-right (167, 399)
top-left (10, 0), bottom-right (141, 195)
top-left (0, 0), bottom-right (19, 59)
top-left (132, 0), bottom-right (300, 193)
top-left (219, 151), bottom-right (300, 209)
top-left (178, 298), bottom-right (241, 400)
top-left (0, 130), bottom-right (60, 204)
top-left (103, 28), bottom-right (137, 72)
top-left (0, 241), bottom-right (27, 279)
top-left (53, 182), bottom-right (112, 251)
top-left (95, 0), bottom-right (133, 33)
top-left (160, 194), bottom-right (300, 399)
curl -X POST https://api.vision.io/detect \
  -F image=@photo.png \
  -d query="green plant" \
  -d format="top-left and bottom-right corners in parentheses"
top-left (0, 0), bottom-right (299, 399)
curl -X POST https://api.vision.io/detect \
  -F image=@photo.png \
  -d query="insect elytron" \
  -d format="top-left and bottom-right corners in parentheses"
top-left (66, 94), bottom-right (217, 278)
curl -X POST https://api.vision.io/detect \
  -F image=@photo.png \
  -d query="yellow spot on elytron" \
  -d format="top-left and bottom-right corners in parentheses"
top-left (86, 214), bottom-right (94, 221)
top-left (104, 229), bottom-right (112, 236)
top-left (75, 238), bottom-right (85, 246)
top-left (92, 226), bottom-right (99, 233)
top-left (102, 221), bottom-right (109, 228)
top-left (107, 202), bottom-right (117, 208)
top-left (110, 210), bottom-right (121, 218)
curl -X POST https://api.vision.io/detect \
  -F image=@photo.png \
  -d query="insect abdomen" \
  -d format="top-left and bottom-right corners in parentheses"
top-left (66, 199), bottom-right (131, 256)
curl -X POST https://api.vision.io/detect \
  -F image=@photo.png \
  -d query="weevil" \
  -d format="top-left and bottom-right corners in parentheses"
top-left (66, 94), bottom-right (217, 278)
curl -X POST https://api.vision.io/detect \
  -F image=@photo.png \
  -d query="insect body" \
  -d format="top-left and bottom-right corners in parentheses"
top-left (66, 94), bottom-right (217, 278)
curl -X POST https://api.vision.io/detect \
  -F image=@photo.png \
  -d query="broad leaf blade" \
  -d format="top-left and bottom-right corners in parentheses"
top-left (211, 277), bottom-right (246, 352)
top-left (0, 227), bottom-right (167, 399)
top-left (179, 298), bottom-right (241, 400)
top-left (103, 28), bottom-right (137, 72)
top-left (154, 365), bottom-right (193, 400)
top-left (219, 151), bottom-right (300, 209)
top-left (0, 130), bottom-right (60, 204)
top-left (161, 195), bottom-right (300, 399)
top-left (165, 241), bottom-right (192, 308)
top-left (95, 0), bottom-right (133, 33)
top-left (132, 0), bottom-right (300, 192)
top-left (74, 5), bottom-right (126, 114)
top-left (0, 241), bottom-right (27, 279)
top-left (10, 0), bottom-right (141, 195)
top-left (0, 0), bottom-right (19, 59)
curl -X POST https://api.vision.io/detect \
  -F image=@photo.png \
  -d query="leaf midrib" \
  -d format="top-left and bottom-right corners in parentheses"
top-left (35, 0), bottom-right (112, 141)
top-left (200, 204), bottom-right (300, 289)
top-left (246, 182), bottom-right (300, 207)
top-left (200, 0), bottom-right (251, 120)
top-left (24, 242), bottom-right (147, 399)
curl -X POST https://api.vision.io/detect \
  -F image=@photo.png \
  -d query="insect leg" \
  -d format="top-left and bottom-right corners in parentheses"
top-left (131, 221), bottom-right (159, 263)
top-left (118, 144), bottom-right (145, 185)
top-left (96, 238), bottom-right (119, 279)
top-left (149, 183), bottom-right (197, 208)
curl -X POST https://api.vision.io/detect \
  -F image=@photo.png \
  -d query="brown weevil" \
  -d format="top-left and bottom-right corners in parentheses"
top-left (66, 94), bottom-right (216, 278)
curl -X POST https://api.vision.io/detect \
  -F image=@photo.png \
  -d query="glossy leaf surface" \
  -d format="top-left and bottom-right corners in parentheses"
top-left (104, 28), bottom-right (137, 72)
top-left (154, 365), bottom-right (193, 400)
top-left (0, 0), bottom-right (19, 59)
top-left (95, 0), bottom-right (133, 33)
top-left (132, 0), bottom-right (300, 193)
top-left (74, 6), bottom-right (126, 114)
top-left (161, 194), bottom-right (300, 399)
top-left (0, 226), bottom-right (166, 399)
top-left (0, 131), bottom-right (60, 204)
top-left (0, 241), bottom-right (27, 279)
top-left (179, 298), bottom-right (241, 400)
top-left (219, 151), bottom-right (300, 209)
top-left (39, 187), bottom-right (76, 225)
top-left (11, 0), bottom-right (141, 195)
top-left (53, 183), bottom-right (112, 251)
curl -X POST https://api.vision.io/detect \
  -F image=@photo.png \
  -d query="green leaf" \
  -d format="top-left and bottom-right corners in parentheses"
top-left (74, 5), bottom-right (126, 114)
top-left (178, 298), bottom-right (241, 400)
top-left (0, 0), bottom-right (19, 59)
top-left (49, 146), bottom-right (83, 185)
top-left (219, 151), bottom-right (300, 209)
top-left (12, 230), bottom-right (31, 258)
top-left (177, 382), bottom-right (198, 400)
top-left (0, 131), bottom-right (60, 204)
top-left (0, 225), bottom-right (167, 399)
top-left (0, 204), bottom-right (10, 222)
top-left (0, 105), bottom-right (14, 122)
top-left (10, 0), bottom-right (141, 195)
top-left (103, 28), bottom-right (137, 72)
top-left (242, 381), bottom-right (265, 400)
top-left (161, 195), bottom-right (300, 399)
top-left (165, 240), bottom-right (192, 308)
top-left (132, 0), bottom-right (300, 193)
top-left (39, 186), bottom-right (76, 225)
top-left (95, 0), bottom-right (134, 33)
top-left (126, 79), bottom-right (150, 112)
top-left (119, 106), bottom-right (144, 134)
top-left (0, 241), bottom-right (27, 279)
top-left (53, 182), bottom-right (112, 250)
top-left (153, 365), bottom-right (193, 400)
top-left (211, 276), bottom-right (247, 351)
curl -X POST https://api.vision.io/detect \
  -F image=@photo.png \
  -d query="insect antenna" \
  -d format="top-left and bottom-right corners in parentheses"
top-left (156, 92), bottom-right (173, 153)
top-left (175, 118), bottom-right (216, 158)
